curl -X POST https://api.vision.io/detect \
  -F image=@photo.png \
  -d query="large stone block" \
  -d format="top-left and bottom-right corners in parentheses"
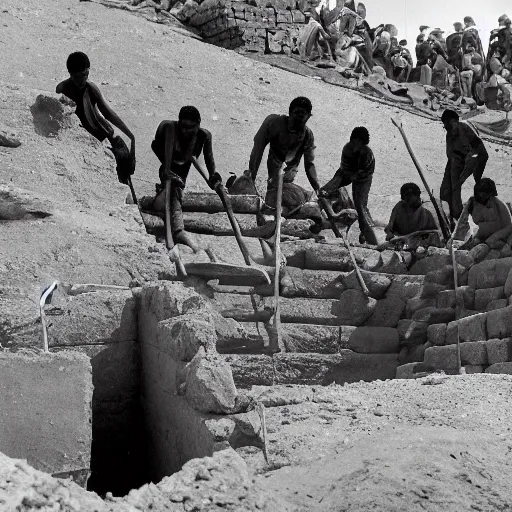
top-left (427, 323), bottom-right (447, 346)
top-left (185, 352), bottom-right (237, 414)
top-left (348, 326), bottom-right (400, 354)
top-left (335, 289), bottom-right (377, 326)
top-left (386, 277), bottom-right (424, 301)
top-left (424, 265), bottom-right (454, 286)
top-left (486, 305), bottom-right (512, 339)
top-left (395, 362), bottom-right (430, 379)
top-left (377, 250), bottom-right (408, 274)
top-left (458, 286), bottom-right (475, 310)
top-left (303, 244), bottom-right (380, 272)
top-left (397, 319), bottom-right (428, 346)
top-left (457, 312), bottom-right (488, 342)
top-left (485, 338), bottom-right (512, 364)
top-left (421, 282), bottom-right (449, 299)
top-left (485, 362), bottom-right (512, 374)
top-left (474, 286), bottom-right (505, 311)
top-left (464, 365), bottom-right (485, 374)
top-left (460, 341), bottom-right (488, 365)
top-left (365, 296), bottom-right (405, 327)
top-left (409, 248), bottom-right (451, 274)
top-left (469, 243), bottom-right (490, 263)
top-left (141, 282), bottom-right (201, 322)
top-left (0, 350), bottom-right (92, 486)
top-left (156, 313), bottom-right (217, 362)
top-left (468, 257), bottom-right (512, 290)
top-left (399, 342), bottom-right (431, 364)
top-left (437, 290), bottom-right (456, 309)
top-left (405, 297), bottom-right (436, 318)
top-left (454, 250), bottom-right (474, 270)
top-left (424, 345), bottom-right (459, 372)
top-left (486, 299), bottom-right (509, 312)
top-left (340, 270), bottom-right (392, 300)
top-left (412, 307), bottom-right (455, 325)
top-left (504, 267), bottom-right (512, 297)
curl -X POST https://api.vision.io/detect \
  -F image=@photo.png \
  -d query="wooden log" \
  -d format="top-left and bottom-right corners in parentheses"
top-left (212, 293), bottom-right (346, 326)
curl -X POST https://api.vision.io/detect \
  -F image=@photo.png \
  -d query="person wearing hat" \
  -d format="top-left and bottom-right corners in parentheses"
top-left (459, 178), bottom-right (512, 249)
top-left (56, 51), bottom-right (136, 185)
top-left (462, 16), bottom-right (486, 70)
top-left (446, 22), bottom-right (464, 69)
top-left (488, 15), bottom-right (512, 71)
top-left (151, 106), bottom-right (222, 252)
top-left (390, 39), bottom-right (413, 82)
top-left (440, 109), bottom-right (488, 225)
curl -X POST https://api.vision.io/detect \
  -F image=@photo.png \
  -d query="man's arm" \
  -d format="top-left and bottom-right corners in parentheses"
top-left (384, 204), bottom-right (399, 240)
top-left (248, 116), bottom-right (272, 181)
top-left (93, 83), bottom-right (135, 154)
top-left (55, 80), bottom-right (66, 95)
top-left (302, 131), bottom-right (319, 191)
top-left (202, 131), bottom-right (222, 189)
top-left (163, 122), bottom-right (175, 180)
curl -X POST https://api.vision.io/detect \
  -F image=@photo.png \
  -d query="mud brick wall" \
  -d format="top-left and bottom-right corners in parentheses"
top-left (188, 0), bottom-right (309, 53)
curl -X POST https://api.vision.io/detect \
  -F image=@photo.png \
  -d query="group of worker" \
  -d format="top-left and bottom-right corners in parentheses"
top-left (56, 51), bottom-right (511, 256)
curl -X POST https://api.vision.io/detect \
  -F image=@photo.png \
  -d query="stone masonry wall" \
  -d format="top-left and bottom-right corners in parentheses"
top-left (186, 0), bottom-right (308, 53)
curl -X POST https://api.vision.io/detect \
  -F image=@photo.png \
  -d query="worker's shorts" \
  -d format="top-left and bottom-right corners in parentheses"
top-left (154, 182), bottom-right (185, 236)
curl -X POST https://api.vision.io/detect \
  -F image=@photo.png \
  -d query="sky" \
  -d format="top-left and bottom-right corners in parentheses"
top-left (326, 0), bottom-right (509, 59)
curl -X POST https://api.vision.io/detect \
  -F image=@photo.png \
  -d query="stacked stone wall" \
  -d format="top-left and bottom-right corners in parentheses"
top-left (187, 0), bottom-right (309, 53)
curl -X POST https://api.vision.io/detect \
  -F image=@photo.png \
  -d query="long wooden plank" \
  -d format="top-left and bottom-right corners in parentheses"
top-left (185, 262), bottom-right (271, 285)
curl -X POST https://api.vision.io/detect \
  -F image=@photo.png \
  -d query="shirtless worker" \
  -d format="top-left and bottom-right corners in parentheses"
top-left (151, 106), bottom-right (222, 253)
top-left (319, 126), bottom-right (378, 245)
top-left (385, 183), bottom-right (438, 241)
top-left (246, 97), bottom-right (323, 231)
top-left (56, 52), bottom-right (135, 184)
top-left (440, 109), bottom-right (488, 226)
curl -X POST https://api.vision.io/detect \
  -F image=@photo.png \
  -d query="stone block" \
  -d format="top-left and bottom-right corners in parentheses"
top-left (397, 319), bottom-right (428, 346)
top-left (335, 289), bottom-right (377, 326)
top-left (486, 305), bottom-right (512, 339)
top-left (464, 365), bottom-right (485, 374)
top-left (454, 250), bottom-right (474, 270)
top-left (486, 299), bottom-right (508, 311)
top-left (421, 282), bottom-right (448, 299)
top-left (291, 9), bottom-right (305, 22)
top-left (458, 312), bottom-right (488, 342)
top-left (427, 323), bottom-right (447, 346)
top-left (396, 362), bottom-right (431, 379)
top-left (399, 342), bottom-right (431, 364)
top-left (348, 326), bottom-right (400, 354)
top-left (276, 11), bottom-right (292, 22)
top-left (409, 247), bottom-right (451, 274)
top-left (185, 352), bottom-right (237, 414)
top-left (474, 286), bottom-right (505, 311)
top-left (458, 286), bottom-right (475, 310)
top-left (488, 239), bottom-right (506, 250)
top-left (469, 243), bottom-right (490, 263)
top-left (437, 290), bottom-right (456, 309)
top-left (340, 270), bottom-right (391, 300)
top-left (501, 243), bottom-right (512, 258)
top-left (0, 350), bottom-right (92, 485)
top-left (424, 265), bottom-right (454, 286)
top-left (483, 249), bottom-right (502, 261)
top-left (460, 341), bottom-right (488, 365)
top-left (156, 313), bottom-right (217, 362)
top-left (365, 296), bottom-right (405, 327)
top-left (424, 345), bottom-right (459, 372)
top-left (468, 257), bottom-right (512, 290)
top-left (485, 338), bottom-right (512, 364)
top-left (505, 268), bottom-right (512, 297)
top-left (485, 362), bottom-right (512, 374)
top-left (377, 250), bottom-right (408, 274)
top-left (405, 297), bottom-right (436, 318)
top-left (386, 277), bottom-right (424, 301)
top-left (412, 307), bottom-right (455, 325)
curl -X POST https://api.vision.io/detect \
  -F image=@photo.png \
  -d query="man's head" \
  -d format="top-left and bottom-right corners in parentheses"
top-left (66, 52), bottom-right (90, 89)
top-left (453, 22), bottom-right (463, 32)
top-left (178, 106), bottom-right (201, 138)
top-left (416, 34), bottom-right (425, 44)
top-left (288, 97), bottom-right (312, 132)
top-left (399, 39), bottom-right (407, 47)
top-left (441, 109), bottom-right (459, 135)
top-left (464, 16), bottom-right (475, 27)
top-left (474, 178), bottom-right (497, 205)
top-left (400, 182), bottom-right (422, 209)
top-left (356, 3), bottom-right (366, 19)
top-left (349, 126), bottom-right (370, 152)
top-left (498, 14), bottom-right (511, 27)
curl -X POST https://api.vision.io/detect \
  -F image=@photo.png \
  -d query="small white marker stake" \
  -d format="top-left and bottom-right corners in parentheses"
top-left (39, 281), bottom-right (58, 353)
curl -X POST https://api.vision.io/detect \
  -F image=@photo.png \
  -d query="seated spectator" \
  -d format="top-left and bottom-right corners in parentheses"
top-left (460, 178), bottom-right (512, 248)
top-left (385, 183), bottom-right (438, 241)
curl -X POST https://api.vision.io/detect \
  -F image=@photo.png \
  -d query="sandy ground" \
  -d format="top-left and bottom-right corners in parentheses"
top-left (250, 375), bottom-right (512, 511)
